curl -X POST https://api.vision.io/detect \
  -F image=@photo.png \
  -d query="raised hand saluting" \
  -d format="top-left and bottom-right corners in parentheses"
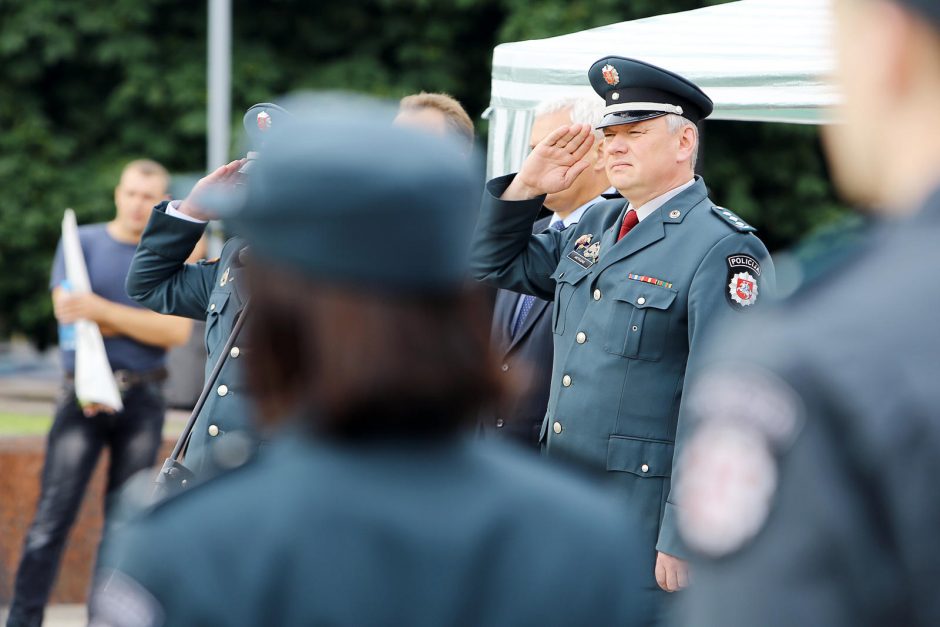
top-left (501, 123), bottom-right (596, 201)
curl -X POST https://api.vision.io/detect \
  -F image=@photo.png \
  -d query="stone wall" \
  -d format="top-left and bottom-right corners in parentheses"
top-left (0, 436), bottom-right (174, 606)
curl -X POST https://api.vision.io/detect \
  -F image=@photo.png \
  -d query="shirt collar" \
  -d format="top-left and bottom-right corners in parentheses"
top-left (628, 178), bottom-right (696, 223)
top-left (552, 189), bottom-right (614, 228)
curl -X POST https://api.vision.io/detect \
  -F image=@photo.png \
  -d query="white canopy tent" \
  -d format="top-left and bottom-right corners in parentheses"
top-left (485, 0), bottom-right (836, 178)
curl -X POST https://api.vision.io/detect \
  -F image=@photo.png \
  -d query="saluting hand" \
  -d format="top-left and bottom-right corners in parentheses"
top-left (501, 123), bottom-right (596, 201)
top-left (177, 158), bottom-right (247, 221)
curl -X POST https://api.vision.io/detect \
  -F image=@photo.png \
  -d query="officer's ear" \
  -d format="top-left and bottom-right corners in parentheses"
top-left (676, 124), bottom-right (697, 167)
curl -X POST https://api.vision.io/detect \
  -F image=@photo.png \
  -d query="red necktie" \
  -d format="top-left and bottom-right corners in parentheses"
top-left (617, 209), bottom-right (639, 241)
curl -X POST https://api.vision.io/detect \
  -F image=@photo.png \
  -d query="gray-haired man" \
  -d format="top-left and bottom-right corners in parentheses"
top-left (484, 97), bottom-right (616, 446)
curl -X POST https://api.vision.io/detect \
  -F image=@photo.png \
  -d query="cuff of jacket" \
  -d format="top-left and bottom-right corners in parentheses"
top-left (656, 500), bottom-right (689, 560)
top-left (141, 201), bottom-right (208, 260)
top-left (478, 173), bottom-right (547, 233)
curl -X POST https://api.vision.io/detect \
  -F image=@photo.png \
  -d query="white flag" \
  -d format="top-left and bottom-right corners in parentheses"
top-left (62, 209), bottom-right (123, 411)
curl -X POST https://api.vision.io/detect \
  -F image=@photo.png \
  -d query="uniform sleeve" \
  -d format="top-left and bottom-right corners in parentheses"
top-left (125, 202), bottom-right (215, 320)
top-left (469, 174), bottom-right (569, 301)
top-left (656, 231), bottom-right (775, 558)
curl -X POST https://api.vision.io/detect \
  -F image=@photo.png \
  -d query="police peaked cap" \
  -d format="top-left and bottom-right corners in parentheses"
top-left (588, 56), bottom-right (714, 129)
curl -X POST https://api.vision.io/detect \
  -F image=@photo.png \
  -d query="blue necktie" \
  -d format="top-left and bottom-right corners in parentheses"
top-left (511, 220), bottom-right (565, 338)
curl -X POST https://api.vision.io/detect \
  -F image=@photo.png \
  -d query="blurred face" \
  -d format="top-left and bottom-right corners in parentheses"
top-left (822, 0), bottom-right (888, 206)
top-left (530, 108), bottom-right (604, 211)
top-left (114, 169), bottom-right (167, 236)
top-left (394, 107), bottom-right (450, 136)
top-left (602, 116), bottom-right (693, 204)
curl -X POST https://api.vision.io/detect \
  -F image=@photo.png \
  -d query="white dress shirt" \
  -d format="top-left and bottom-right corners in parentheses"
top-left (628, 178), bottom-right (696, 223)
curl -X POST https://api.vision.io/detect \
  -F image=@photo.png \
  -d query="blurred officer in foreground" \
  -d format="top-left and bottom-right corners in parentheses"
top-left (126, 104), bottom-right (289, 480)
top-left (675, 1), bottom-right (940, 625)
top-left (470, 56), bottom-right (773, 621)
top-left (89, 101), bottom-right (649, 627)
top-left (485, 96), bottom-right (614, 446)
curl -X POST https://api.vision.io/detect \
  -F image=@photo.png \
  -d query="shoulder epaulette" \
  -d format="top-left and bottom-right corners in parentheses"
top-left (711, 206), bottom-right (756, 232)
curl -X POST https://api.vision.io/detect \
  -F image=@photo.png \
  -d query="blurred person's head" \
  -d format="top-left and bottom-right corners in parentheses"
top-left (530, 97), bottom-right (611, 216)
top-left (824, 0), bottom-right (940, 213)
top-left (113, 159), bottom-right (169, 239)
top-left (395, 92), bottom-right (475, 152)
top-left (221, 103), bottom-right (497, 439)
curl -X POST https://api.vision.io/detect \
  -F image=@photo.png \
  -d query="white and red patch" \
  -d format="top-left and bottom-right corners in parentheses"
top-left (729, 271), bottom-right (758, 306)
top-left (677, 423), bottom-right (777, 557)
top-left (601, 64), bottom-right (620, 86)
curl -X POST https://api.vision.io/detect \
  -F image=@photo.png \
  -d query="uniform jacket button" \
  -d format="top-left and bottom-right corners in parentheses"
top-left (217, 384), bottom-right (229, 397)
top-left (576, 332), bottom-right (586, 344)
top-left (495, 418), bottom-right (504, 428)
top-left (230, 346), bottom-right (240, 358)
top-left (209, 303), bottom-right (216, 311)
top-left (208, 424), bottom-right (220, 437)
top-left (593, 289), bottom-right (602, 301)
top-left (641, 463), bottom-right (650, 473)
top-left (562, 375), bottom-right (572, 387)
top-left (637, 297), bottom-right (646, 305)
top-left (553, 421), bottom-right (563, 434)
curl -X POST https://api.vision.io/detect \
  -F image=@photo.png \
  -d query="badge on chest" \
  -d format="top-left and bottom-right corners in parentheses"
top-left (567, 234), bottom-right (601, 269)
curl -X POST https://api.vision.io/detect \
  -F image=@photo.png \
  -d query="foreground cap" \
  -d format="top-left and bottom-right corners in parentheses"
top-left (220, 101), bottom-right (481, 293)
top-left (895, 0), bottom-right (940, 28)
top-left (588, 56), bottom-right (714, 129)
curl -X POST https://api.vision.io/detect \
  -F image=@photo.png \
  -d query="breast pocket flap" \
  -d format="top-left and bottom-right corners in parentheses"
top-left (611, 281), bottom-right (677, 310)
top-left (606, 435), bottom-right (674, 478)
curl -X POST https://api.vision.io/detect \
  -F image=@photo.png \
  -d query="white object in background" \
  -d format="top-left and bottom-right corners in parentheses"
top-left (486, 0), bottom-right (837, 177)
top-left (61, 209), bottom-right (123, 411)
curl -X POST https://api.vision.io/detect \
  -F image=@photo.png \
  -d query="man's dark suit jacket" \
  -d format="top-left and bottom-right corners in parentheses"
top-left (485, 216), bottom-right (555, 446)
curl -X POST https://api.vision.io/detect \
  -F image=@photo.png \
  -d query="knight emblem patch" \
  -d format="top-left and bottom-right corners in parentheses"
top-left (726, 255), bottom-right (761, 310)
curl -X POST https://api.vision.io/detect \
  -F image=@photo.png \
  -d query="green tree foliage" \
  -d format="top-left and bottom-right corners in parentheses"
top-left (0, 0), bottom-right (846, 346)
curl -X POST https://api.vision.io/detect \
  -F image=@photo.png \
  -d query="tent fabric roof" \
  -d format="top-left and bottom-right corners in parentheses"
top-left (485, 0), bottom-right (836, 177)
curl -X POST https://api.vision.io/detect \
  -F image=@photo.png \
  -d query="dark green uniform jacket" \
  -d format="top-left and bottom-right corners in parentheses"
top-left (677, 188), bottom-right (940, 626)
top-left (126, 203), bottom-right (252, 476)
top-left (92, 436), bottom-right (650, 627)
top-left (470, 175), bottom-right (774, 574)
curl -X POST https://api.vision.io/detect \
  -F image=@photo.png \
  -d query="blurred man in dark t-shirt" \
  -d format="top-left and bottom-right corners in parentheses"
top-left (5, 160), bottom-right (191, 627)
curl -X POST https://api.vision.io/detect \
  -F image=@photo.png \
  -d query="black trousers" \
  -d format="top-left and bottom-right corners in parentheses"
top-left (5, 382), bottom-right (165, 627)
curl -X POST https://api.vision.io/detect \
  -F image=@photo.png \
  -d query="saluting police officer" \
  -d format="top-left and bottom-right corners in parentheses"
top-left (126, 105), bottom-right (287, 478)
top-left (470, 57), bottom-right (774, 620)
top-left (91, 101), bottom-right (650, 627)
top-left (674, 1), bottom-right (940, 625)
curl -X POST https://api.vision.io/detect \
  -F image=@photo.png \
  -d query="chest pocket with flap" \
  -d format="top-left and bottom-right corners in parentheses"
top-left (604, 280), bottom-right (677, 361)
top-left (205, 290), bottom-right (231, 356)
top-left (550, 265), bottom-right (590, 336)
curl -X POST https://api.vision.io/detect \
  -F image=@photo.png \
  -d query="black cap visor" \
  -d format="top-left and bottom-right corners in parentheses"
top-left (596, 110), bottom-right (668, 130)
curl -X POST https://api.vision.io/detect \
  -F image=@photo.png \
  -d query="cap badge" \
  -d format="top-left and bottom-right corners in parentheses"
top-left (669, 210), bottom-right (681, 219)
top-left (256, 111), bottom-right (272, 132)
top-left (601, 64), bottom-right (620, 86)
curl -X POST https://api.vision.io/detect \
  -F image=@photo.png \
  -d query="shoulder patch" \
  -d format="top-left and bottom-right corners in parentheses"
top-left (726, 254), bottom-right (762, 310)
top-left (712, 206), bottom-right (756, 232)
top-left (677, 367), bottom-right (804, 558)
